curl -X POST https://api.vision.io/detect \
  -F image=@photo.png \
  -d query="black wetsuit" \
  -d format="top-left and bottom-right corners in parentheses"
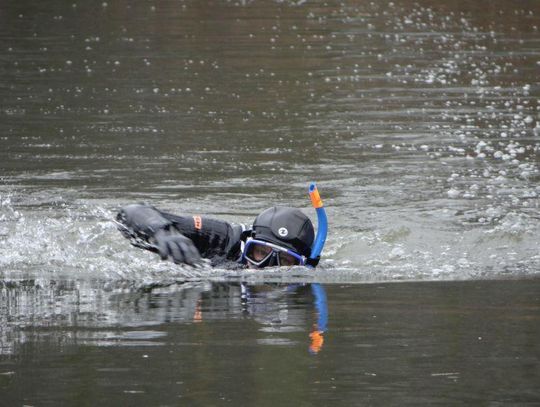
top-left (116, 204), bottom-right (246, 267)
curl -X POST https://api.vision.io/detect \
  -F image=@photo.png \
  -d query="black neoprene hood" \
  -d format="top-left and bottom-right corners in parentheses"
top-left (252, 207), bottom-right (315, 257)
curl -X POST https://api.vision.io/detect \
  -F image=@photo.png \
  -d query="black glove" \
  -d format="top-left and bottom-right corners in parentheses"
top-left (117, 204), bottom-right (172, 237)
top-left (153, 229), bottom-right (201, 266)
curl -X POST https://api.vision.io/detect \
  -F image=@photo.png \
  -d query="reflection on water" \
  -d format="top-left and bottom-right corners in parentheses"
top-left (1, 279), bottom-right (539, 405)
top-left (0, 280), bottom-right (327, 356)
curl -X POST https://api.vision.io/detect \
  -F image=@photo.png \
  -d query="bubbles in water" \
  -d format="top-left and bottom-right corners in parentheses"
top-left (1, 0), bottom-right (539, 283)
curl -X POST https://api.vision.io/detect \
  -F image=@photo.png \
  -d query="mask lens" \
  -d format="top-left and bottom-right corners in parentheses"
top-left (244, 239), bottom-right (304, 267)
top-left (278, 252), bottom-right (301, 266)
top-left (247, 242), bottom-right (273, 263)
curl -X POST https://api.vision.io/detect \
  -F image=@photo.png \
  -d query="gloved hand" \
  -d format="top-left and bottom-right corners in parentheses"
top-left (153, 229), bottom-right (202, 266)
top-left (117, 204), bottom-right (172, 236)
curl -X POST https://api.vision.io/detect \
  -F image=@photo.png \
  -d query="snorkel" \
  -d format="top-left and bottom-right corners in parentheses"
top-left (307, 182), bottom-right (328, 269)
top-left (241, 183), bottom-right (327, 269)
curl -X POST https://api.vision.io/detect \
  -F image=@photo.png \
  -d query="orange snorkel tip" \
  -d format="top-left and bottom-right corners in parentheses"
top-left (309, 183), bottom-right (323, 209)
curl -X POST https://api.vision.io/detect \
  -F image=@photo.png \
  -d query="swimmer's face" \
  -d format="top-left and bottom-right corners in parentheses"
top-left (244, 241), bottom-right (302, 268)
top-left (251, 244), bottom-right (272, 262)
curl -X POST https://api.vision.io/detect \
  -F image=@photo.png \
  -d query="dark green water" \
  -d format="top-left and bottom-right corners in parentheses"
top-left (1, 279), bottom-right (539, 406)
top-left (1, 0), bottom-right (540, 404)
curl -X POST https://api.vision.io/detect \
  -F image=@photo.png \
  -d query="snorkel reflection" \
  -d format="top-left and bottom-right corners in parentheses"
top-left (309, 283), bottom-right (328, 354)
top-left (237, 283), bottom-right (328, 354)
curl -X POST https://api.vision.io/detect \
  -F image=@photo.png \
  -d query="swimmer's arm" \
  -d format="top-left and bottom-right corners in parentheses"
top-left (116, 204), bottom-right (173, 243)
top-left (159, 212), bottom-right (245, 260)
top-left (115, 204), bottom-right (201, 265)
top-left (116, 204), bottom-right (243, 261)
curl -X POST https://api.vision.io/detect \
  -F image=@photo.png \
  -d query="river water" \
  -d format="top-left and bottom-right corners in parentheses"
top-left (1, 0), bottom-right (539, 404)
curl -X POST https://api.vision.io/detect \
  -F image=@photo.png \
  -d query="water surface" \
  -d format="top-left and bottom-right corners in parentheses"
top-left (1, 0), bottom-right (539, 404)
top-left (1, 0), bottom-right (539, 280)
top-left (1, 279), bottom-right (539, 405)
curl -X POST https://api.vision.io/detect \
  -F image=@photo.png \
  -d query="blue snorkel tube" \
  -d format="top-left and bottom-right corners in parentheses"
top-left (307, 182), bottom-right (328, 269)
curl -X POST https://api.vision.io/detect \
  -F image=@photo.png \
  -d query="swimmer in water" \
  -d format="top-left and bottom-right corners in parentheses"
top-left (115, 204), bottom-right (321, 269)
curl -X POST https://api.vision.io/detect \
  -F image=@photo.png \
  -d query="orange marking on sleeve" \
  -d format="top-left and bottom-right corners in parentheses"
top-left (193, 215), bottom-right (202, 230)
